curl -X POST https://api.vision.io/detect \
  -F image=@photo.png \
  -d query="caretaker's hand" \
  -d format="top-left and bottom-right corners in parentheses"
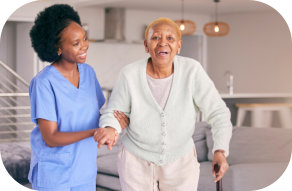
top-left (114, 110), bottom-right (129, 130)
top-left (94, 127), bottom-right (117, 150)
top-left (212, 150), bottom-right (229, 182)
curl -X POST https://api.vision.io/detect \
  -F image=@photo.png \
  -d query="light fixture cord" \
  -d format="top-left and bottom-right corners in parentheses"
top-left (215, 0), bottom-right (219, 24)
top-left (181, 0), bottom-right (184, 22)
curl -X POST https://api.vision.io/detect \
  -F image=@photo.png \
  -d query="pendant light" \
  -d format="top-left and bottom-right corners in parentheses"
top-left (204, 0), bottom-right (230, 37)
top-left (174, 0), bottom-right (196, 36)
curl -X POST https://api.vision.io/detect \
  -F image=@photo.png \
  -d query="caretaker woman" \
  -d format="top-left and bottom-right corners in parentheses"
top-left (28, 4), bottom-right (127, 191)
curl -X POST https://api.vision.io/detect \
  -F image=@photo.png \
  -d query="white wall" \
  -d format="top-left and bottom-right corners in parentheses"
top-left (8, 2), bottom-right (291, 95)
top-left (77, 7), bottom-right (104, 40)
top-left (15, 22), bottom-right (34, 83)
top-left (0, 22), bottom-right (17, 94)
top-left (6, 1), bottom-right (210, 88)
top-left (9, 1), bottom-right (53, 22)
top-left (86, 42), bottom-right (147, 88)
top-left (0, 22), bottom-right (16, 70)
top-left (207, 11), bottom-right (292, 94)
top-left (124, 9), bottom-right (210, 42)
top-left (124, 9), bottom-right (209, 69)
top-left (79, 8), bottom-right (210, 88)
top-left (77, 7), bottom-right (211, 44)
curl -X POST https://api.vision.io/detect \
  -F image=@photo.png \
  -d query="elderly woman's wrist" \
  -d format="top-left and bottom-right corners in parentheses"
top-left (105, 126), bottom-right (118, 135)
top-left (215, 149), bottom-right (225, 156)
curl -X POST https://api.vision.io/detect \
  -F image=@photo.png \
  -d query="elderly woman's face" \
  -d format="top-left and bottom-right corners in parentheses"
top-left (144, 23), bottom-right (182, 66)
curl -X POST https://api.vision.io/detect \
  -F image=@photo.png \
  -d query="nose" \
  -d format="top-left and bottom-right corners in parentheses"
top-left (158, 37), bottom-right (168, 46)
top-left (81, 40), bottom-right (89, 51)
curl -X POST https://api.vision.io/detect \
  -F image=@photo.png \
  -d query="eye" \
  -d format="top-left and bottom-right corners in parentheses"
top-left (152, 36), bottom-right (159, 40)
top-left (168, 36), bottom-right (174, 41)
top-left (73, 42), bottom-right (79, 46)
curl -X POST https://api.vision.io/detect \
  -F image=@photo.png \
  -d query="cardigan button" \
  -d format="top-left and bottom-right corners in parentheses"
top-left (161, 132), bottom-right (166, 136)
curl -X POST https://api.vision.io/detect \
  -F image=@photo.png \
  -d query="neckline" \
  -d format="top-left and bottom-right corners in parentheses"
top-left (146, 73), bottom-right (174, 81)
top-left (50, 63), bottom-right (82, 90)
top-left (142, 56), bottom-right (178, 112)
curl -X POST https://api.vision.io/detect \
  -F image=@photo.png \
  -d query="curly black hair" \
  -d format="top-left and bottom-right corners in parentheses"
top-left (30, 4), bottom-right (81, 62)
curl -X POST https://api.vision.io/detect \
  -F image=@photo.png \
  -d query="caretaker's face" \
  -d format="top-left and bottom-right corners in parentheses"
top-left (57, 21), bottom-right (89, 64)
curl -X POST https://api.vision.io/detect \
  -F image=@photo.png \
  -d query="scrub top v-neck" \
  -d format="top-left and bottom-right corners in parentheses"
top-left (28, 63), bottom-right (105, 189)
top-left (51, 63), bottom-right (81, 90)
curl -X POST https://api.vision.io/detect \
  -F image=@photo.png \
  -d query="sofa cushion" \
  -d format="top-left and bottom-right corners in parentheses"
top-left (197, 161), bottom-right (215, 191)
top-left (0, 142), bottom-right (31, 184)
top-left (206, 126), bottom-right (292, 164)
top-left (97, 147), bottom-right (120, 176)
top-left (222, 162), bottom-right (288, 191)
top-left (98, 144), bottom-right (120, 158)
top-left (195, 141), bottom-right (208, 162)
top-left (193, 122), bottom-right (209, 162)
top-left (193, 122), bottom-right (209, 142)
top-left (97, 172), bottom-right (121, 190)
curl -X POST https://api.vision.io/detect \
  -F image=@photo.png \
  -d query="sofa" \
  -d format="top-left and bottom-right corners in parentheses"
top-left (1, 122), bottom-right (291, 191)
top-left (96, 122), bottom-right (292, 191)
top-left (0, 141), bottom-right (31, 186)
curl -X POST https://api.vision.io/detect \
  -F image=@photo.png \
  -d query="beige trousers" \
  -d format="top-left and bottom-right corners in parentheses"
top-left (117, 146), bottom-right (200, 191)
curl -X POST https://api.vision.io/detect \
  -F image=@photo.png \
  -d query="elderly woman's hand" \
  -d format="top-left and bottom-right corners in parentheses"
top-left (114, 110), bottom-right (129, 130)
top-left (212, 150), bottom-right (229, 182)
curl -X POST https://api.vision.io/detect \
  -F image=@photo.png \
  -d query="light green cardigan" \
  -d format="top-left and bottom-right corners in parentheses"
top-left (100, 56), bottom-right (232, 165)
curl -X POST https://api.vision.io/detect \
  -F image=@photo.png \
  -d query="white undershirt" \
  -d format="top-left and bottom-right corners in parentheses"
top-left (146, 74), bottom-right (174, 109)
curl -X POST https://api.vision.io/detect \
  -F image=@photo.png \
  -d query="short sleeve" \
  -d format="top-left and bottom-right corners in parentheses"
top-left (95, 77), bottom-right (105, 109)
top-left (91, 69), bottom-right (105, 109)
top-left (29, 78), bottom-right (57, 124)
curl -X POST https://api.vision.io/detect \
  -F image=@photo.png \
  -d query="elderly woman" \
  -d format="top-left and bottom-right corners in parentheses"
top-left (96, 17), bottom-right (232, 190)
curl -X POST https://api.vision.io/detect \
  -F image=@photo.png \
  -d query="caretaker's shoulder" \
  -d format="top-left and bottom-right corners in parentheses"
top-left (80, 63), bottom-right (96, 75)
top-left (29, 65), bottom-right (53, 91)
top-left (32, 65), bottom-right (53, 82)
top-left (81, 63), bottom-right (93, 70)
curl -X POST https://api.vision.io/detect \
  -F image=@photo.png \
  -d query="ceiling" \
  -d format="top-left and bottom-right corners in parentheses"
top-left (47, 0), bottom-right (274, 15)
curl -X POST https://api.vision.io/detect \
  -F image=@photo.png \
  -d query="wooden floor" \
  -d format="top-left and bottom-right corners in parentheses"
top-left (24, 184), bottom-right (113, 191)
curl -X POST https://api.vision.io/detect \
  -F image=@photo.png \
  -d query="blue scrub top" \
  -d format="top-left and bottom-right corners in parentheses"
top-left (28, 63), bottom-right (105, 189)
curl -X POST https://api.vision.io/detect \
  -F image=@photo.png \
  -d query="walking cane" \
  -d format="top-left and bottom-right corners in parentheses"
top-left (214, 163), bottom-right (223, 191)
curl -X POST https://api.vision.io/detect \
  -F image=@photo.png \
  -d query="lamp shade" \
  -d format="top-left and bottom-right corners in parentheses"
top-left (203, 21), bottom-right (230, 36)
top-left (174, 20), bottom-right (196, 36)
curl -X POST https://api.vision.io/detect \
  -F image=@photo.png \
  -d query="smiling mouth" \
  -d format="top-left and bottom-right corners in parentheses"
top-left (79, 53), bottom-right (87, 58)
top-left (158, 51), bottom-right (169, 55)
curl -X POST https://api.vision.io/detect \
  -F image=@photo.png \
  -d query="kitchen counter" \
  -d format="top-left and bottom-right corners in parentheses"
top-left (219, 93), bottom-right (292, 126)
top-left (220, 93), bottom-right (292, 99)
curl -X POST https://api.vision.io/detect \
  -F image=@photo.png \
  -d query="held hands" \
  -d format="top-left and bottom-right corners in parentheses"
top-left (94, 127), bottom-right (118, 150)
top-left (94, 111), bottom-right (129, 150)
top-left (212, 150), bottom-right (229, 183)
